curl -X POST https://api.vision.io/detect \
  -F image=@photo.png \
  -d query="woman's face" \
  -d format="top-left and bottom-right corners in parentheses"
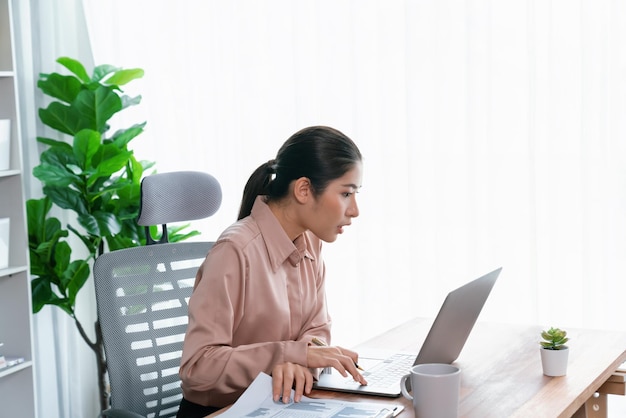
top-left (305, 162), bottom-right (362, 242)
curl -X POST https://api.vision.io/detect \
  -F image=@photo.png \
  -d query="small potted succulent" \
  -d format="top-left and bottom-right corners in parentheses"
top-left (539, 327), bottom-right (570, 376)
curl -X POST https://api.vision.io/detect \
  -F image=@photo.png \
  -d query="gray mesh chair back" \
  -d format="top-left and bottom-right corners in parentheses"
top-left (94, 171), bottom-right (221, 418)
top-left (138, 171), bottom-right (222, 244)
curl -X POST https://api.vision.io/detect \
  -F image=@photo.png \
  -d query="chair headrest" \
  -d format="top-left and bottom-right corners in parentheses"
top-left (137, 171), bottom-right (222, 226)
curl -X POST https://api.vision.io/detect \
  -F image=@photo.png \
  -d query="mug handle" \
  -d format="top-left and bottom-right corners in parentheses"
top-left (400, 374), bottom-right (413, 400)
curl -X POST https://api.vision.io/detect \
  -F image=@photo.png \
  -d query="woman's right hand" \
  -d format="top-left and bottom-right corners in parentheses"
top-left (306, 345), bottom-right (368, 385)
top-left (271, 362), bottom-right (314, 404)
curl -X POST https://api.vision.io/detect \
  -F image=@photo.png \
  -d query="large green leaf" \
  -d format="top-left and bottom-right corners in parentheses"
top-left (92, 64), bottom-right (120, 83)
top-left (53, 241), bottom-right (72, 290)
top-left (38, 102), bottom-right (83, 136)
top-left (120, 94), bottom-right (142, 110)
top-left (73, 129), bottom-right (101, 170)
top-left (35, 229), bottom-right (68, 272)
top-left (32, 282), bottom-right (74, 315)
top-left (91, 144), bottom-right (133, 182)
top-left (106, 234), bottom-right (138, 251)
top-left (111, 123), bottom-right (146, 149)
top-left (43, 185), bottom-right (87, 214)
top-left (127, 156), bottom-right (144, 184)
top-left (43, 217), bottom-right (67, 243)
top-left (37, 73), bottom-right (82, 104)
top-left (37, 136), bottom-right (74, 152)
top-left (78, 211), bottom-right (122, 237)
top-left (31, 278), bottom-right (56, 313)
top-left (57, 56), bottom-right (90, 83)
top-left (30, 241), bottom-right (55, 277)
top-left (141, 160), bottom-right (156, 173)
top-left (26, 198), bottom-right (52, 244)
top-left (39, 143), bottom-right (77, 170)
top-left (65, 260), bottom-right (91, 307)
top-left (106, 68), bottom-right (144, 86)
top-left (66, 224), bottom-right (100, 255)
top-left (73, 86), bottom-right (122, 133)
top-left (115, 182), bottom-right (141, 204)
top-left (33, 163), bottom-right (79, 188)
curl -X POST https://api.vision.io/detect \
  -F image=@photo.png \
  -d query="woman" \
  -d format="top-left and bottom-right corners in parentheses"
top-left (177, 126), bottom-right (367, 417)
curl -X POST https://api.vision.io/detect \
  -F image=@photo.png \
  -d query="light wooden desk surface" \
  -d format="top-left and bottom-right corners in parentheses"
top-left (208, 318), bottom-right (626, 417)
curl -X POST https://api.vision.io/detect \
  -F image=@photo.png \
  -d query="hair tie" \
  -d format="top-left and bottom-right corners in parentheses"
top-left (265, 159), bottom-right (278, 187)
top-left (266, 159), bottom-right (277, 174)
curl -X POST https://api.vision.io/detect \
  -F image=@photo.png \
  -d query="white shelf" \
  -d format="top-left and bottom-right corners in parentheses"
top-left (0, 0), bottom-right (37, 417)
top-left (0, 360), bottom-right (32, 378)
top-left (0, 169), bottom-right (21, 177)
top-left (0, 265), bottom-right (28, 278)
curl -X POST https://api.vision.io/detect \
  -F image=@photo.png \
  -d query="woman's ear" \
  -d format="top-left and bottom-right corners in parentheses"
top-left (292, 177), bottom-right (311, 204)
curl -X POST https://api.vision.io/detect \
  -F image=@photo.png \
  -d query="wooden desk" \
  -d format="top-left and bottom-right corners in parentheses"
top-left (208, 319), bottom-right (626, 417)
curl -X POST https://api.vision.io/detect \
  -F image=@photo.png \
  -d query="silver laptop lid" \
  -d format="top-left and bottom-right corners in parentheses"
top-left (413, 267), bottom-right (501, 365)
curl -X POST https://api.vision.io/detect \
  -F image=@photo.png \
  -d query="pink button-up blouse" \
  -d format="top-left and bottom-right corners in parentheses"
top-left (179, 196), bottom-right (332, 407)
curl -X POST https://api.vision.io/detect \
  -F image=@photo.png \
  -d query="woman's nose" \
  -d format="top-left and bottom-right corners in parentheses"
top-left (347, 197), bottom-right (359, 218)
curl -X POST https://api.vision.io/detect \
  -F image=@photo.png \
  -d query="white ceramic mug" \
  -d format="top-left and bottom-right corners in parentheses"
top-left (400, 363), bottom-right (461, 418)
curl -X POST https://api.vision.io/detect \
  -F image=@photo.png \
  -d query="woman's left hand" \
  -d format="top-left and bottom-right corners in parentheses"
top-left (271, 362), bottom-right (314, 404)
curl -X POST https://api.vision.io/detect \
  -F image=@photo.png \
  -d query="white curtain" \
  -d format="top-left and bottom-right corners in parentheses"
top-left (82, 0), bottom-right (626, 340)
top-left (16, 1), bottom-right (99, 417)
top-left (26, 0), bottom-right (626, 415)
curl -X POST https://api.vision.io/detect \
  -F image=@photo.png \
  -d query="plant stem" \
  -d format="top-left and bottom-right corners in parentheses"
top-left (73, 316), bottom-right (108, 412)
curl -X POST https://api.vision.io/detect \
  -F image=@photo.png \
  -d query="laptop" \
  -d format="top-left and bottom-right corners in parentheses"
top-left (313, 267), bottom-right (501, 397)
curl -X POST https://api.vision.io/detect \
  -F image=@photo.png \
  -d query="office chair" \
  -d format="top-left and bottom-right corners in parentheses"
top-left (94, 171), bottom-right (222, 418)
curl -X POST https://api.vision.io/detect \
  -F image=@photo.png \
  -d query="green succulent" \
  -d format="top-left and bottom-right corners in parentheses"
top-left (540, 327), bottom-right (569, 350)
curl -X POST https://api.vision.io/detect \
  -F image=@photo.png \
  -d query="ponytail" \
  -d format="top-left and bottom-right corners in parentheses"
top-left (237, 160), bottom-right (277, 220)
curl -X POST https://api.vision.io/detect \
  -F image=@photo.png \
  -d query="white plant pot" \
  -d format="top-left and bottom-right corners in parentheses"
top-left (0, 119), bottom-right (10, 171)
top-left (540, 347), bottom-right (569, 376)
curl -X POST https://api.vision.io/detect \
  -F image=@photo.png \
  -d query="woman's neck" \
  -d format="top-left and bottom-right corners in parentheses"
top-left (267, 199), bottom-right (305, 242)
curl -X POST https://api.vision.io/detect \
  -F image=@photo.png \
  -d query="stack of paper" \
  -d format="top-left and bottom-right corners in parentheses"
top-left (216, 372), bottom-right (403, 418)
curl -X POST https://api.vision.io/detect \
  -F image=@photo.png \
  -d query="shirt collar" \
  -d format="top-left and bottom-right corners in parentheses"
top-left (250, 196), bottom-right (315, 270)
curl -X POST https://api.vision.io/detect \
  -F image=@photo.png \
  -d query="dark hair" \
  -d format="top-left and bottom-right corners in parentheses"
top-left (237, 126), bottom-right (362, 220)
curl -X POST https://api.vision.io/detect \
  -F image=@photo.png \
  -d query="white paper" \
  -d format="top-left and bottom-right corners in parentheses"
top-left (215, 372), bottom-right (400, 418)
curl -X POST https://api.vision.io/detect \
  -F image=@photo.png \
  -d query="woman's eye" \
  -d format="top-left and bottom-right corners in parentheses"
top-left (342, 192), bottom-right (353, 198)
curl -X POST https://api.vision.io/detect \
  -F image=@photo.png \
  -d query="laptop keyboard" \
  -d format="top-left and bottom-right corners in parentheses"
top-left (360, 353), bottom-right (414, 388)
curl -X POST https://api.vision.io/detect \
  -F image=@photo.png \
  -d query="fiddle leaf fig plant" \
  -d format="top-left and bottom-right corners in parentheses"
top-left (540, 327), bottom-right (569, 350)
top-left (27, 56), bottom-right (198, 412)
